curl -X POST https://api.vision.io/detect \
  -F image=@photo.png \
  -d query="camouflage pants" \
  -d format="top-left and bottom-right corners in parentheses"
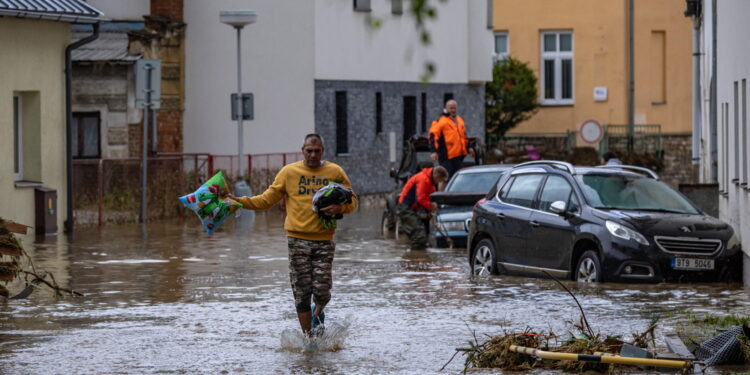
top-left (287, 236), bottom-right (335, 313)
top-left (395, 203), bottom-right (428, 250)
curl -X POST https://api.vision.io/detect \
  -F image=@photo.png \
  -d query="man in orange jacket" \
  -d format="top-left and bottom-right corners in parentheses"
top-left (429, 100), bottom-right (475, 179)
top-left (396, 166), bottom-right (449, 250)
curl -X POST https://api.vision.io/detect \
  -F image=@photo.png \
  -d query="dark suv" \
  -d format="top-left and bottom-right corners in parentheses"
top-left (467, 161), bottom-right (742, 283)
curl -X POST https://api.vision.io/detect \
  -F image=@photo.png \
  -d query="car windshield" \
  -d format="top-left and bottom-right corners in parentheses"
top-left (415, 152), bottom-right (432, 163)
top-left (576, 173), bottom-right (699, 214)
top-left (448, 171), bottom-right (505, 193)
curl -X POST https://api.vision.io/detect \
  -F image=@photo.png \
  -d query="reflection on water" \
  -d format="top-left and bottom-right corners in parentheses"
top-left (0, 207), bottom-right (747, 374)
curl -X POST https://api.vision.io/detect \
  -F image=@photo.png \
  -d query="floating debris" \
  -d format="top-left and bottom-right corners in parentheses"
top-left (0, 218), bottom-right (83, 299)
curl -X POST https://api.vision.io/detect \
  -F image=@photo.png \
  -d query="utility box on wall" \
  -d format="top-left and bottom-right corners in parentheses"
top-left (34, 187), bottom-right (57, 235)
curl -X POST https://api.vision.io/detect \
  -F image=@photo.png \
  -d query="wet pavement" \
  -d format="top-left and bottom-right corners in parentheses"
top-left (0, 207), bottom-right (748, 374)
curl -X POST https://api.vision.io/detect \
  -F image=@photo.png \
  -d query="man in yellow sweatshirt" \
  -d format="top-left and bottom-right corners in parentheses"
top-left (228, 134), bottom-right (358, 336)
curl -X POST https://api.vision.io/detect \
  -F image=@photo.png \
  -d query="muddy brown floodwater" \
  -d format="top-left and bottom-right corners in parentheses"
top-left (0, 207), bottom-right (747, 374)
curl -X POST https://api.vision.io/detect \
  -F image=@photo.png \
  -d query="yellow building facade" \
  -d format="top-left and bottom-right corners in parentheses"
top-left (493, 0), bottom-right (693, 141)
top-left (0, 18), bottom-right (72, 233)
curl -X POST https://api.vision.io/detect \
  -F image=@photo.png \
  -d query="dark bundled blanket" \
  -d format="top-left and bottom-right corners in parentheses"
top-left (312, 183), bottom-right (354, 229)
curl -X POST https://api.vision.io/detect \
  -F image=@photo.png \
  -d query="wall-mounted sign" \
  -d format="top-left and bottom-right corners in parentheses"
top-left (580, 119), bottom-right (603, 144)
top-left (593, 86), bottom-right (608, 102)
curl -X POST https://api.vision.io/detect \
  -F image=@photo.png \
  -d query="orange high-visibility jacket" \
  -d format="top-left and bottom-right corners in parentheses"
top-left (398, 167), bottom-right (436, 211)
top-left (429, 114), bottom-right (468, 161)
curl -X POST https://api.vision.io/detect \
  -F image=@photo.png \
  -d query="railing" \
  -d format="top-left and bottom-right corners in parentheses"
top-left (600, 124), bottom-right (662, 157)
top-left (72, 151), bottom-right (302, 227)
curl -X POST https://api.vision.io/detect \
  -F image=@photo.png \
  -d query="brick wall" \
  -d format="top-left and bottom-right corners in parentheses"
top-left (129, 5), bottom-right (185, 156)
top-left (151, 0), bottom-right (183, 22)
top-left (660, 134), bottom-right (697, 188)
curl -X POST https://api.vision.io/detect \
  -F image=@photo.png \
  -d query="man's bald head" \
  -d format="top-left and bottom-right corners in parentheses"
top-left (444, 100), bottom-right (458, 117)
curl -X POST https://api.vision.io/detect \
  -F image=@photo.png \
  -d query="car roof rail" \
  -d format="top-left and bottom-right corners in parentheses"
top-left (513, 160), bottom-right (575, 174)
top-left (595, 165), bottom-right (660, 180)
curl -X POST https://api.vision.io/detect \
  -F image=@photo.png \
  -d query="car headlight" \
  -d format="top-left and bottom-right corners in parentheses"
top-left (727, 230), bottom-right (741, 249)
top-left (605, 220), bottom-right (649, 246)
top-left (439, 221), bottom-right (466, 232)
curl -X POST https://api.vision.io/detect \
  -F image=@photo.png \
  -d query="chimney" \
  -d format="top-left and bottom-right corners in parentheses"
top-left (151, 0), bottom-right (183, 22)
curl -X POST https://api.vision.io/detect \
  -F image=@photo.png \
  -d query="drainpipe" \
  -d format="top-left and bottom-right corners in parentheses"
top-left (65, 23), bottom-right (100, 234)
top-left (627, 0), bottom-right (635, 153)
top-left (709, 0), bottom-right (718, 182)
top-left (691, 13), bottom-right (702, 168)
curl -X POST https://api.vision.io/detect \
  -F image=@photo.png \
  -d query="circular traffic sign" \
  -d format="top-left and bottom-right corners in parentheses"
top-left (580, 119), bottom-right (603, 144)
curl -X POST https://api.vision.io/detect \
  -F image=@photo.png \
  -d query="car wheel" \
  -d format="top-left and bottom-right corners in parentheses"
top-left (575, 251), bottom-right (603, 283)
top-left (381, 211), bottom-right (395, 238)
top-left (471, 238), bottom-right (497, 276)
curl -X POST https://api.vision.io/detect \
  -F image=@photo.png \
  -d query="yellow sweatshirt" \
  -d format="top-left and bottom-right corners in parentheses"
top-left (236, 161), bottom-right (358, 241)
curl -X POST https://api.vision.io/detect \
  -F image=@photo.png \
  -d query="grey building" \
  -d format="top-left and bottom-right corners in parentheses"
top-left (316, 80), bottom-right (485, 194)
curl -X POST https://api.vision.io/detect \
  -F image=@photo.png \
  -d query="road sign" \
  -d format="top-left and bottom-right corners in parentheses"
top-left (135, 59), bottom-right (161, 109)
top-left (231, 93), bottom-right (254, 120)
top-left (580, 119), bottom-right (603, 144)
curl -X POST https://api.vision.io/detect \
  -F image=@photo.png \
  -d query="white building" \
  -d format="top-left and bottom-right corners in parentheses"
top-left (90, 0), bottom-right (494, 194)
top-left (692, 0), bottom-right (750, 285)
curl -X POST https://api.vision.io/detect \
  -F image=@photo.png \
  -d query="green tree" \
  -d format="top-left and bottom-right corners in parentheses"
top-left (485, 57), bottom-right (539, 146)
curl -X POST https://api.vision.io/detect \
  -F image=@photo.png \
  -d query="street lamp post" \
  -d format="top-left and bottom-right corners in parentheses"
top-left (220, 10), bottom-right (257, 185)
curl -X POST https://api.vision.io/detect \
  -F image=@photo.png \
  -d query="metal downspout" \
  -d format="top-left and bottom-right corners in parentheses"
top-left (710, 0), bottom-right (718, 182)
top-left (691, 15), bottom-right (702, 168)
top-left (65, 23), bottom-right (100, 233)
top-left (628, 0), bottom-right (635, 152)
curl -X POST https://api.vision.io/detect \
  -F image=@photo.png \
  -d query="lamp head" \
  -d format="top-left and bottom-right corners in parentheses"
top-left (220, 10), bottom-right (257, 28)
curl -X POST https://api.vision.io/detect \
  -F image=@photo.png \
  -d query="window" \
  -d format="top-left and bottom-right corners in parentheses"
top-left (13, 94), bottom-right (22, 181)
top-left (743, 79), bottom-right (748, 186)
top-left (12, 91), bottom-right (41, 183)
top-left (72, 112), bottom-right (101, 158)
top-left (723, 102), bottom-right (730, 190)
top-left (493, 31), bottom-right (508, 62)
top-left (487, 0), bottom-right (493, 29)
top-left (650, 31), bottom-right (666, 104)
top-left (391, 0), bottom-right (403, 14)
top-left (576, 174), bottom-right (699, 214)
top-left (734, 81), bottom-right (739, 182)
top-left (353, 0), bottom-right (371, 12)
top-left (420, 92), bottom-right (427, 133)
top-left (539, 175), bottom-right (574, 213)
top-left (449, 171), bottom-right (506, 193)
top-left (375, 92), bottom-right (383, 134)
top-left (504, 174), bottom-right (544, 208)
top-left (540, 31), bottom-right (574, 105)
top-left (335, 91), bottom-right (348, 155)
top-left (403, 96), bottom-right (417, 142)
top-left (443, 93), bottom-right (454, 106)
top-left (497, 176), bottom-right (514, 201)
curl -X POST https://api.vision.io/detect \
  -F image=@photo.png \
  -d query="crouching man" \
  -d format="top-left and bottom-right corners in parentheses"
top-left (395, 166), bottom-right (449, 250)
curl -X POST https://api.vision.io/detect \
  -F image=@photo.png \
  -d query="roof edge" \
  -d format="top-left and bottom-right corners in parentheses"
top-left (0, 9), bottom-right (109, 24)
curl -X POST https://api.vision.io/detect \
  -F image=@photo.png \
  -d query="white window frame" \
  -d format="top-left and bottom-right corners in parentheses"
top-left (540, 30), bottom-right (574, 106)
top-left (493, 31), bottom-right (509, 63)
top-left (13, 94), bottom-right (22, 181)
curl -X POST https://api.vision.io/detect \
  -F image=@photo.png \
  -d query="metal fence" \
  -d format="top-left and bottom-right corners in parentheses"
top-left (72, 151), bottom-right (302, 226)
top-left (600, 124), bottom-right (663, 157)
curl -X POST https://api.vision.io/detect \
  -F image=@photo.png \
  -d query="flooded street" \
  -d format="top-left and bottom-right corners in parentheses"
top-left (1, 207), bottom-right (748, 374)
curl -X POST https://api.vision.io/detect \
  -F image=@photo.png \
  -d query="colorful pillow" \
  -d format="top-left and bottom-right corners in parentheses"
top-left (178, 171), bottom-right (242, 234)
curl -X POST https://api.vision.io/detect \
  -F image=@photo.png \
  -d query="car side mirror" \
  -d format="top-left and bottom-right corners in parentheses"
top-left (550, 201), bottom-right (568, 217)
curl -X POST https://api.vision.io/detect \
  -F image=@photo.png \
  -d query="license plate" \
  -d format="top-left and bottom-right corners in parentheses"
top-left (671, 257), bottom-right (714, 270)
